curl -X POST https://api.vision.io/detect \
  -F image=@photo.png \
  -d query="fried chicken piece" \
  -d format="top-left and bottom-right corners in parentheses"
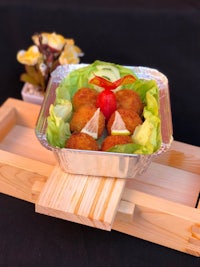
top-left (101, 135), bottom-right (133, 151)
top-left (115, 89), bottom-right (144, 115)
top-left (66, 132), bottom-right (99, 151)
top-left (107, 108), bottom-right (143, 135)
top-left (70, 105), bottom-right (105, 138)
top-left (72, 87), bottom-right (99, 110)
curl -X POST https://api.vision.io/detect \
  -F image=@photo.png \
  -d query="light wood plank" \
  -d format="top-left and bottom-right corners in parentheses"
top-left (1, 98), bottom-right (41, 128)
top-left (0, 150), bottom-right (52, 202)
top-left (154, 140), bottom-right (200, 175)
top-left (0, 105), bottom-right (16, 141)
top-left (113, 189), bottom-right (200, 256)
top-left (126, 161), bottom-right (200, 207)
top-left (0, 124), bottom-right (56, 165)
top-left (36, 166), bottom-right (126, 230)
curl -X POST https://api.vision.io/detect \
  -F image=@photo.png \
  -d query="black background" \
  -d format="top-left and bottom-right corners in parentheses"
top-left (0, 1), bottom-right (200, 146)
top-left (0, 1), bottom-right (200, 266)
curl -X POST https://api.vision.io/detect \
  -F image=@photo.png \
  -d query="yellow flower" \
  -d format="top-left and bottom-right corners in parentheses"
top-left (32, 32), bottom-right (66, 51)
top-left (17, 32), bottom-right (84, 92)
top-left (59, 43), bottom-right (83, 65)
top-left (64, 38), bottom-right (75, 45)
top-left (17, 45), bottom-right (41, 66)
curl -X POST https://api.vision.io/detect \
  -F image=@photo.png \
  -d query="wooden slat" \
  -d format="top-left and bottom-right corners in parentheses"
top-left (0, 105), bottom-right (16, 141)
top-left (154, 141), bottom-right (200, 175)
top-left (36, 166), bottom-right (126, 230)
top-left (122, 188), bottom-right (200, 222)
top-left (0, 124), bottom-right (56, 165)
top-left (113, 189), bottom-right (200, 256)
top-left (126, 161), bottom-right (200, 207)
top-left (0, 150), bottom-right (53, 203)
top-left (1, 98), bottom-right (41, 128)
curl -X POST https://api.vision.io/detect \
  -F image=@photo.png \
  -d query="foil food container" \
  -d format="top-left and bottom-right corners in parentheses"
top-left (35, 64), bottom-right (173, 179)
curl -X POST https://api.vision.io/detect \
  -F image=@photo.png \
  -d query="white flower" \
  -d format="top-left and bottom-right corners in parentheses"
top-left (32, 32), bottom-right (66, 51)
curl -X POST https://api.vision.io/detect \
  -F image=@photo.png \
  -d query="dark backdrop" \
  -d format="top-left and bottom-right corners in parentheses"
top-left (0, 1), bottom-right (200, 146)
top-left (0, 2), bottom-right (200, 266)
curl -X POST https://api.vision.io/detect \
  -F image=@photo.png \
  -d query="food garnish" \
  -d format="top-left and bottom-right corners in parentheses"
top-left (81, 107), bottom-right (102, 139)
top-left (46, 60), bottom-right (161, 154)
top-left (89, 74), bottom-right (136, 91)
top-left (96, 89), bottom-right (117, 120)
top-left (109, 110), bottom-right (130, 136)
top-left (107, 108), bottom-right (142, 136)
top-left (89, 74), bottom-right (137, 121)
top-left (69, 105), bottom-right (105, 138)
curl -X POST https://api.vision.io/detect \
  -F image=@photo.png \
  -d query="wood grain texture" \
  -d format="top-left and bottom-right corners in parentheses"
top-left (154, 141), bottom-right (200, 175)
top-left (114, 189), bottom-right (200, 256)
top-left (0, 150), bottom-right (52, 203)
top-left (36, 165), bottom-right (126, 230)
top-left (0, 98), bottom-right (200, 256)
top-left (125, 161), bottom-right (200, 207)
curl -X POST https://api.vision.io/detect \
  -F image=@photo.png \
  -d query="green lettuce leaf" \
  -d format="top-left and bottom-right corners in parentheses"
top-left (53, 98), bottom-right (73, 121)
top-left (46, 101), bottom-right (72, 147)
top-left (46, 60), bottom-right (161, 153)
top-left (56, 60), bottom-right (137, 101)
top-left (131, 85), bottom-right (161, 154)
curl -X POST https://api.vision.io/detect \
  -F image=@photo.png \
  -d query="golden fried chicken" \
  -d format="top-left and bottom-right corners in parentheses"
top-left (66, 132), bottom-right (99, 151)
top-left (72, 87), bottom-right (99, 110)
top-left (115, 89), bottom-right (144, 115)
top-left (70, 105), bottom-right (105, 138)
top-left (101, 135), bottom-right (133, 151)
top-left (107, 108), bottom-right (143, 135)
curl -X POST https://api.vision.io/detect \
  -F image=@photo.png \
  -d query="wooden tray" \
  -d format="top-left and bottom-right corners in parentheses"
top-left (0, 98), bottom-right (200, 256)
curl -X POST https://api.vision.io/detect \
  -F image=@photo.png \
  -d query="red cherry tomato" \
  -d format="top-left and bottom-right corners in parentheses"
top-left (89, 74), bottom-right (137, 120)
top-left (96, 90), bottom-right (117, 120)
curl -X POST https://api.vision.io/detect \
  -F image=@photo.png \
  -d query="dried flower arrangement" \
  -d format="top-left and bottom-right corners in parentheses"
top-left (17, 32), bottom-right (84, 94)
